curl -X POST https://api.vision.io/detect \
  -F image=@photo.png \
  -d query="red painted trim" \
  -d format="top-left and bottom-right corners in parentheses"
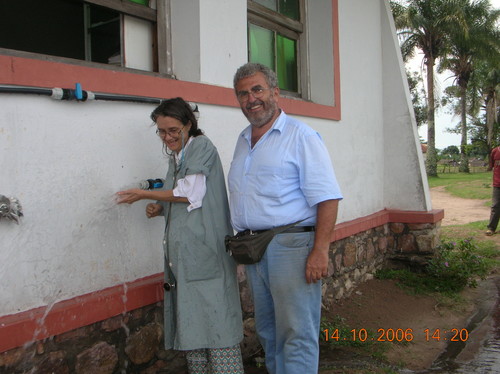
top-left (0, 54), bottom-right (237, 108)
top-left (388, 209), bottom-right (444, 224)
top-left (0, 274), bottom-right (164, 354)
top-left (0, 208), bottom-right (443, 354)
top-left (0, 53), bottom-right (340, 121)
top-left (332, 209), bottom-right (444, 241)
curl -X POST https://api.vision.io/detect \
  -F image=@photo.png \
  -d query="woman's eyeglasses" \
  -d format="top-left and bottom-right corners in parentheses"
top-left (156, 127), bottom-right (183, 138)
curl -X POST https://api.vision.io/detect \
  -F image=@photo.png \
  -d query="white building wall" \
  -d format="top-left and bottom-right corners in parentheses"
top-left (0, 0), bottom-right (429, 317)
top-left (380, 0), bottom-right (431, 210)
top-left (333, 0), bottom-right (386, 219)
top-left (0, 96), bottom-right (165, 315)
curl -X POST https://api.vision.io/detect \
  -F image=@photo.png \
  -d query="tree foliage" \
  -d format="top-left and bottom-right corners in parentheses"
top-left (439, 0), bottom-right (500, 172)
top-left (406, 70), bottom-right (428, 127)
top-left (391, 0), bottom-right (500, 175)
top-left (390, 0), bottom-right (467, 176)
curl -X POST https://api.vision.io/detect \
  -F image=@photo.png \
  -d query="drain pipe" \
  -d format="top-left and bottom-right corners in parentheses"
top-left (0, 83), bottom-right (162, 104)
top-left (0, 83), bottom-right (199, 115)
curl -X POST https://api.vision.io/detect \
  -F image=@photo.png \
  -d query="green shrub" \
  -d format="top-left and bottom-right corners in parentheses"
top-left (376, 238), bottom-right (489, 295)
top-left (427, 238), bottom-right (488, 292)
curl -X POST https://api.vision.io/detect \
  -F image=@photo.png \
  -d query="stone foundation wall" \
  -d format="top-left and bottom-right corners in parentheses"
top-left (322, 221), bottom-right (440, 305)
top-left (0, 221), bottom-right (440, 374)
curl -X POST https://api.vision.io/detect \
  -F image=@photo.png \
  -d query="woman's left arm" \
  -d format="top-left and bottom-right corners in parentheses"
top-left (116, 188), bottom-right (189, 204)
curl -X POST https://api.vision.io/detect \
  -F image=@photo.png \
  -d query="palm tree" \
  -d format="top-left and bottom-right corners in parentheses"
top-left (440, 60), bottom-right (500, 167)
top-left (439, 0), bottom-right (500, 172)
top-left (391, 0), bottom-right (466, 177)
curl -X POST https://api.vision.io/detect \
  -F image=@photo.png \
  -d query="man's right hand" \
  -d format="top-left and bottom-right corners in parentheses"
top-left (146, 203), bottom-right (163, 218)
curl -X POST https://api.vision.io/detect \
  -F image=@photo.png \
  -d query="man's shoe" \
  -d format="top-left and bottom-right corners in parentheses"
top-left (486, 229), bottom-right (494, 236)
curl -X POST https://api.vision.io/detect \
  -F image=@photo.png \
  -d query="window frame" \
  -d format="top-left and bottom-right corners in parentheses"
top-left (247, 0), bottom-right (308, 99)
top-left (85, 0), bottom-right (172, 75)
top-left (0, 0), bottom-right (172, 76)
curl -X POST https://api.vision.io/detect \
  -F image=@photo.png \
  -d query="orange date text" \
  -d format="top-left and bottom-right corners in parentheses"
top-left (322, 328), bottom-right (415, 342)
top-left (322, 328), bottom-right (470, 343)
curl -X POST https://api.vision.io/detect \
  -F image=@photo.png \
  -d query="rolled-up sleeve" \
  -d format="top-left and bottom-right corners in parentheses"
top-left (173, 174), bottom-right (207, 212)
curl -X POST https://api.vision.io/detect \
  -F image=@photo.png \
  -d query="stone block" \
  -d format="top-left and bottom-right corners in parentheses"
top-left (125, 323), bottom-right (163, 365)
top-left (55, 325), bottom-right (94, 343)
top-left (327, 259), bottom-right (335, 277)
top-left (241, 318), bottom-right (262, 359)
top-left (387, 236), bottom-right (395, 252)
top-left (390, 223), bottom-right (405, 234)
top-left (416, 234), bottom-right (440, 252)
top-left (345, 278), bottom-right (353, 292)
top-left (27, 351), bottom-right (68, 374)
top-left (366, 240), bottom-right (375, 260)
top-left (353, 268), bottom-right (361, 281)
top-left (75, 342), bottom-right (118, 374)
top-left (343, 242), bottom-right (357, 267)
top-left (334, 253), bottom-right (342, 272)
top-left (101, 314), bottom-right (127, 332)
top-left (399, 234), bottom-right (417, 252)
top-left (334, 287), bottom-right (344, 300)
top-left (36, 342), bottom-right (45, 355)
top-left (378, 236), bottom-right (388, 253)
top-left (0, 346), bottom-right (27, 368)
top-left (130, 308), bottom-right (144, 320)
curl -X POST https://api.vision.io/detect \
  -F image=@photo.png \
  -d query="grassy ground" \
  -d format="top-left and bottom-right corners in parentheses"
top-left (427, 171), bottom-right (492, 200)
top-left (428, 172), bottom-right (498, 286)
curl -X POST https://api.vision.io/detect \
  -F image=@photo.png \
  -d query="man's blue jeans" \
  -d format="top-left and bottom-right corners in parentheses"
top-left (245, 231), bottom-right (321, 374)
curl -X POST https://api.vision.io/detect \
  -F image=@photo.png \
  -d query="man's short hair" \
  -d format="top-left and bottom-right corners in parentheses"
top-left (233, 63), bottom-right (279, 90)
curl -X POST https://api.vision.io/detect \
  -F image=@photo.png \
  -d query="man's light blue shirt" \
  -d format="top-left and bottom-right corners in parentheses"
top-left (228, 111), bottom-right (342, 232)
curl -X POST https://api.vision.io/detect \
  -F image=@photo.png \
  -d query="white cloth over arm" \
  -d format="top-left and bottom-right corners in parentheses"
top-left (172, 137), bottom-right (206, 212)
top-left (173, 174), bottom-right (207, 212)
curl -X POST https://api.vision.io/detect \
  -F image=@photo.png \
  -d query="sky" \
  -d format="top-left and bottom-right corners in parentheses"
top-left (411, 0), bottom-right (500, 150)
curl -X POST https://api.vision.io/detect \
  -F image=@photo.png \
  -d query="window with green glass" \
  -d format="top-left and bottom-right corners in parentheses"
top-left (248, 0), bottom-right (303, 94)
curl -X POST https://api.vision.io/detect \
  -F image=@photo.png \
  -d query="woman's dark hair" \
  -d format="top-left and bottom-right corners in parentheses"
top-left (150, 97), bottom-right (203, 137)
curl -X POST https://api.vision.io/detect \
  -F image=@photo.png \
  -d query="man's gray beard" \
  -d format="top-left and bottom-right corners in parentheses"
top-left (247, 108), bottom-right (277, 128)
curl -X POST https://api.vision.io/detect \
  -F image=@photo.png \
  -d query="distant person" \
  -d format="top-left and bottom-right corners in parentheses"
top-left (117, 97), bottom-right (244, 374)
top-left (486, 145), bottom-right (500, 236)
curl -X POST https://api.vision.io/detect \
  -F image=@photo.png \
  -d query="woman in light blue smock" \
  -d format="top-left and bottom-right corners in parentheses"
top-left (117, 97), bottom-right (243, 374)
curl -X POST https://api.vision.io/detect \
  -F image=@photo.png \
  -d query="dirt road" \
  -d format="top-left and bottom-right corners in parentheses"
top-left (430, 186), bottom-right (491, 226)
